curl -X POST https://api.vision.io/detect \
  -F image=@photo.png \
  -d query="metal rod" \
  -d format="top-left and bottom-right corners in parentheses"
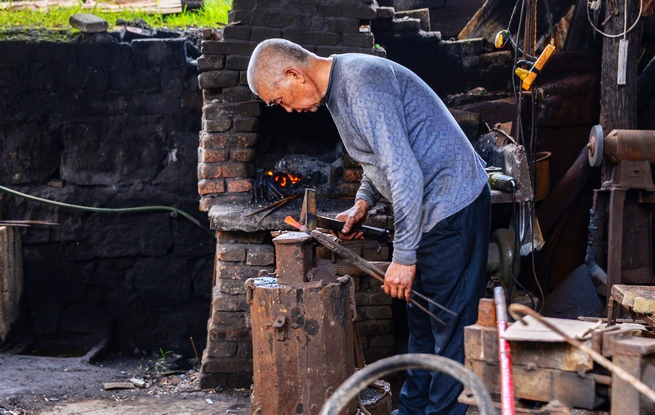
top-left (284, 216), bottom-right (456, 325)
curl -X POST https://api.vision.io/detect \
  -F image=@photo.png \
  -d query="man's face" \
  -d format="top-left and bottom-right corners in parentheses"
top-left (259, 70), bottom-right (322, 113)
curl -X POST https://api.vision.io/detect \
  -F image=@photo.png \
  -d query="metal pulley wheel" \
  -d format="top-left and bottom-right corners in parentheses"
top-left (587, 124), bottom-right (604, 168)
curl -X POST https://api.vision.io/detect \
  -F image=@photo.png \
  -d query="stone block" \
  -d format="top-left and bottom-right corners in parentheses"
top-left (225, 55), bottom-right (251, 71)
top-left (282, 30), bottom-right (340, 46)
top-left (212, 291), bottom-right (250, 311)
top-left (357, 320), bottom-right (393, 336)
top-left (222, 85), bottom-right (253, 102)
top-left (200, 355), bottom-right (253, 375)
top-left (198, 178), bottom-right (225, 195)
top-left (218, 278), bottom-right (247, 295)
top-left (245, 244), bottom-right (275, 266)
top-left (319, 4), bottom-right (376, 20)
top-left (212, 310), bottom-right (246, 326)
top-left (342, 33), bottom-right (375, 48)
top-left (355, 290), bottom-right (393, 306)
top-left (201, 40), bottom-right (256, 56)
top-left (376, 6), bottom-right (395, 19)
top-left (217, 244), bottom-right (247, 262)
top-left (203, 102), bottom-right (260, 119)
top-left (216, 263), bottom-right (263, 280)
top-left (197, 54), bottom-right (225, 72)
top-left (69, 13), bottom-right (109, 33)
top-left (216, 231), bottom-right (267, 244)
top-left (132, 38), bottom-right (188, 68)
top-left (362, 305), bottom-right (393, 320)
top-left (202, 117), bottom-right (233, 132)
top-left (205, 340), bottom-right (238, 357)
top-left (326, 17), bottom-right (361, 33)
top-left (198, 70), bottom-right (240, 89)
top-left (249, 27), bottom-right (283, 42)
top-left (222, 25), bottom-right (251, 41)
top-left (233, 117), bottom-right (258, 132)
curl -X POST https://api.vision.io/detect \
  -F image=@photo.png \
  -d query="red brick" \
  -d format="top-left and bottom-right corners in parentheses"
top-left (198, 163), bottom-right (223, 179)
top-left (209, 327), bottom-right (251, 342)
top-left (226, 178), bottom-right (253, 193)
top-left (221, 162), bottom-right (255, 178)
top-left (199, 147), bottom-right (229, 163)
top-left (198, 179), bottom-right (225, 195)
top-left (200, 132), bottom-right (257, 148)
top-left (230, 148), bottom-right (255, 162)
top-left (343, 167), bottom-right (363, 182)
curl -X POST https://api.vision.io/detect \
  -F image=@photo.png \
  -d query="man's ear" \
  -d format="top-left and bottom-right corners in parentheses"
top-left (284, 68), bottom-right (305, 83)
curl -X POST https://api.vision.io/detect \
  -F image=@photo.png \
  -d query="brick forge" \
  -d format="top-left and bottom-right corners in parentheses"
top-left (197, 0), bottom-right (400, 389)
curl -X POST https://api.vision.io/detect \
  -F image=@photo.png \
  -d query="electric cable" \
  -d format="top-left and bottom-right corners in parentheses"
top-left (586, 0), bottom-right (643, 39)
top-left (318, 354), bottom-right (495, 415)
top-left (0, 185), bottom-right (214, 237)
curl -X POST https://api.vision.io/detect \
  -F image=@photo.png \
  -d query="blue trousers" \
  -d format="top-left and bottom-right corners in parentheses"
top-left (398, 185), bottom-right (491, 415)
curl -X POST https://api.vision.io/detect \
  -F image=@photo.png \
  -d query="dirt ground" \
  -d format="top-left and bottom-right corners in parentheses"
top-left (0, 351), bottom-right (488, 415)
top-left (0, 352), bottom-right (250, 415)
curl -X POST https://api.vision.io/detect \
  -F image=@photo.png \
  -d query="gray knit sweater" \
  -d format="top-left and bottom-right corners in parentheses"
top-left (325, 53), bottom-right (488, 265)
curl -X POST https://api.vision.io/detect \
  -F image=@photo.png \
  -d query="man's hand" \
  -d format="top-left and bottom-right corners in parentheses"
top-left (334, 199), bottom-right (370, 240)
top-left (384, 262), bottom-right (416, 303)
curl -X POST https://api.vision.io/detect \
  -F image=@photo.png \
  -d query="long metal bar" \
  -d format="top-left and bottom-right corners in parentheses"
top-left (285, 216), bottom-right (456, 325)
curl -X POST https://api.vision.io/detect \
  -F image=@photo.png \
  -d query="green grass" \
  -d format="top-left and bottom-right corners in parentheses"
top-left (0, 0), bottom-right (231, 32)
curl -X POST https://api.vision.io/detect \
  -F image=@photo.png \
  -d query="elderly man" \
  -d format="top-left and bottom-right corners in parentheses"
top-left (247, 38), bottom-right (491, 415)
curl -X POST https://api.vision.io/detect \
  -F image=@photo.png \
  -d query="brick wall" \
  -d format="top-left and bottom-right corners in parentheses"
top-left (196, 0), bottom-right (401, 389)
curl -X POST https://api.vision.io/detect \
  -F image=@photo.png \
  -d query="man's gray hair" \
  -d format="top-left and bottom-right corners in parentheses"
top-left (247, 38), bottom-right (315, 96)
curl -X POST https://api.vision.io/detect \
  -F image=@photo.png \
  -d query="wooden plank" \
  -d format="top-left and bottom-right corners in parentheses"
top-left (502, 315), bottom-right (600, 342)
top-left (0, 0), bottom-right (182, 14)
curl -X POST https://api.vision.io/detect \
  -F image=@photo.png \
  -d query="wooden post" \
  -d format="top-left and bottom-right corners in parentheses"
top-left (599, 0), bottom-right (642, 180)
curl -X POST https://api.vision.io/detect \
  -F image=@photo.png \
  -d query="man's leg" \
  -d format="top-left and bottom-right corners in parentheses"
top-left (398, 186), bottom-right (491, 415)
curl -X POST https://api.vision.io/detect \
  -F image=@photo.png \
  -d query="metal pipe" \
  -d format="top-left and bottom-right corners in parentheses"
top-left (494, 287), bottom-right (516, 415)
top-left (603, 129), bottom-right (655, 164)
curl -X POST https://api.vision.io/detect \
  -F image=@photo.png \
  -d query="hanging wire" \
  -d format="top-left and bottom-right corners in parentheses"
top-left (0, 185), bottom-right (214, 237)
top-left (586, 0), bottom-right (643, 38)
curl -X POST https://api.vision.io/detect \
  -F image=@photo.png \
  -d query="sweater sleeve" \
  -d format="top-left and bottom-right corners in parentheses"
top-left (349, 75), bottom-right (423, 265)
